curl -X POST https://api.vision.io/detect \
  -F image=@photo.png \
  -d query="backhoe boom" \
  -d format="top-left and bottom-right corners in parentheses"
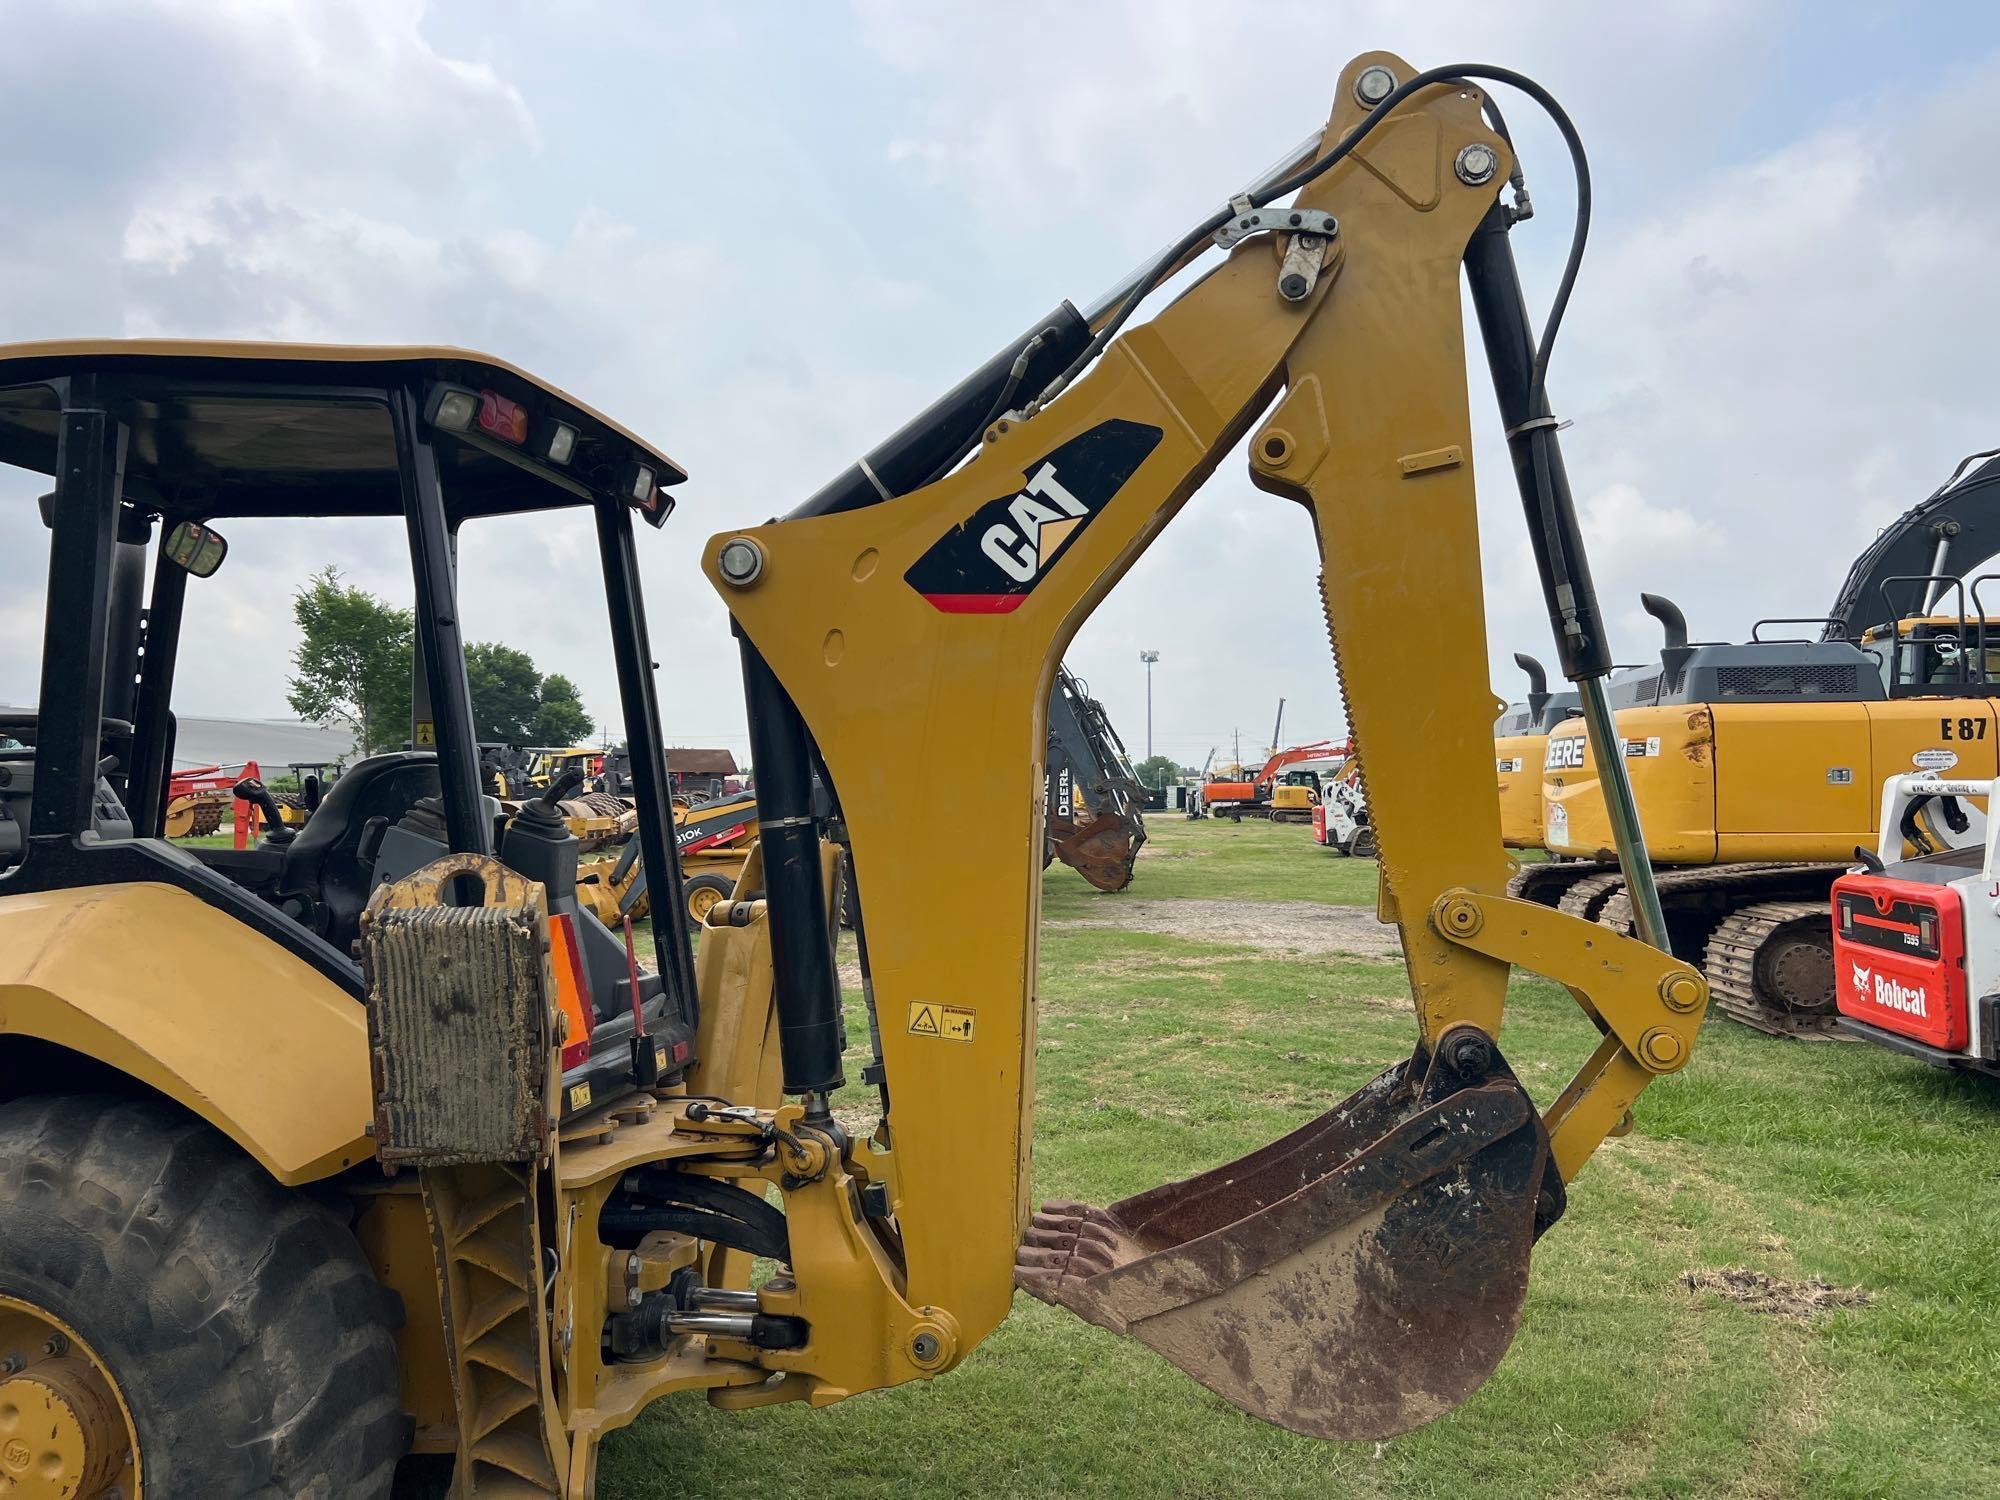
top-left (702, 52), bottom-right (1706, 1439)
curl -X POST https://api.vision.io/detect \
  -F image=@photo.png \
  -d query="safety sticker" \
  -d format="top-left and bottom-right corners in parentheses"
top-left (414, 719), bottom-right (436, 746)
top-left (568, 1081), bottom-right (593, 1112)
top-left (1496, 756), bottom-right (1524, 774)
top-left (1623, 736), bottom-right (1661, 758)
top-left (909, 1002), bottom-right (976, 1041)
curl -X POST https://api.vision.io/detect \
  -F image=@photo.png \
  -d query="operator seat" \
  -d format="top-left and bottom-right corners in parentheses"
top-left (278, 751), bottom-right (439, 948)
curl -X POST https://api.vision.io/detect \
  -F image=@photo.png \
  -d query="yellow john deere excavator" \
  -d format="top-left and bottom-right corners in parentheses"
top-left (0, 55), bottom-right (1704, 1497)
top-left (1523, 446), bottom-right (2000, 1037)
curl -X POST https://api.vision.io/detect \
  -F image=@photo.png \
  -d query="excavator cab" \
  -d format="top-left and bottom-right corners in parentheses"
top-left (1857, 580), bottom-right (2000, 696)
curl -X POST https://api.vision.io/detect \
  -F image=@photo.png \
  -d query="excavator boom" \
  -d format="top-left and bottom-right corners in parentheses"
top-left (703, 54), bottom-right (1704, 1440)
top-left (1045, 663), bottom-right (1150, 890)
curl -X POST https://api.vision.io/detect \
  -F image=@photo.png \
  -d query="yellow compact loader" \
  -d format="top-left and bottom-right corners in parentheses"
top-left (0, 55), bottom-right (1707, 1497)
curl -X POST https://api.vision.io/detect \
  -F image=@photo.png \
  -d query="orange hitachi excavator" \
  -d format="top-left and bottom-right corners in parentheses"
top-left (1196, 738), bottom-right (1346, 820)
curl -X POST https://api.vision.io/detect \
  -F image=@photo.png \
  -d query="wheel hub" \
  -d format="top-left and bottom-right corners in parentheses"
top-left (0, 1300), bottom-right (138, 1499)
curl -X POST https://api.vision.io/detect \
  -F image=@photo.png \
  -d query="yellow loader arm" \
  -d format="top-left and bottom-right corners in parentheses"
top-left (703, 53), bottom-right (1706, 1438)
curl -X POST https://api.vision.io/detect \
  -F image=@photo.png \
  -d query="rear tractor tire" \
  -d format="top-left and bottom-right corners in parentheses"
top-left (683, 872), bottom-right (736, 930)
top-left (0, 1094), bottom-right (407, 1499)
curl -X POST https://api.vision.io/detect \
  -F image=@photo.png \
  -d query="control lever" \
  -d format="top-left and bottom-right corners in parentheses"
top-left (231, 776), bottom-right (296, 847)
top-left (538, 768), bottom-right (587, 808)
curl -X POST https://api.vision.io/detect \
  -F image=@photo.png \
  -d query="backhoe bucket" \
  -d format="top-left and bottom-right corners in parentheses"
top-left (1016, 1048), bottom-right (1554, 1440)
top-left (1048, 807), bottom-right (1146, 892)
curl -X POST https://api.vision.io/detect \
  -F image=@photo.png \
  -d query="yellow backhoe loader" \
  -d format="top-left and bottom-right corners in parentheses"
top-left (577, 789), bottom-right (763, 930)
top-left (0, 55), bottom-right (1706, 1497)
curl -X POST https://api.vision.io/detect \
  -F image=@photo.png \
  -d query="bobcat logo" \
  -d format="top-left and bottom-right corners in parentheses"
top-left (1850, 960), bottom-right (1871, 995)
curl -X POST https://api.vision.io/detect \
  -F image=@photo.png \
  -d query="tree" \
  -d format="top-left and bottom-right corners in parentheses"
top-left (1134, 754), bottom-right (1181, 789)
top-left (464, 643), bottom-right (545, 745)
top-left (531, 673), bottom-right (593, 746)
top-left (464, 643), bottom-right (595, 746)
top-left (287, 568), bottom-right (413, 754)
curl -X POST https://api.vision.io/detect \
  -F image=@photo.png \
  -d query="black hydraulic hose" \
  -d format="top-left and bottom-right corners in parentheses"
top-left (597, 1206), bottom-right (788, 1261)
top-left (916, 327), bottom-right (1051, 489)
top-left (1041, 63), bottom-right (1591, 434)
top-left (617, 1168), bottom-right (793, 1261)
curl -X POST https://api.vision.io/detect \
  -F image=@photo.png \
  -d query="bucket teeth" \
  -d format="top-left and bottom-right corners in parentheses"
top-left (1018, 1203), bottom-right (1139, 1324)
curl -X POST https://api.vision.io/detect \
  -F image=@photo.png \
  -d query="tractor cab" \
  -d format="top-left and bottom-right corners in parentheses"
top-left (0, 341), bottom-right (702, 1111)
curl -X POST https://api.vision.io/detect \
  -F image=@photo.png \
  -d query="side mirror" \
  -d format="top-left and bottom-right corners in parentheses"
top-left (163, 520), bottom-right (228, 578)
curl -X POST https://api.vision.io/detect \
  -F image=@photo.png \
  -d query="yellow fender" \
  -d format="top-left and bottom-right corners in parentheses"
top-left (0, 882), bottom-right (374, 1184)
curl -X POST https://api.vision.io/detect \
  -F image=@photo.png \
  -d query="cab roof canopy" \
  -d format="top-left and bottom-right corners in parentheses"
top-left (0, 339), bottom-right (686, 523)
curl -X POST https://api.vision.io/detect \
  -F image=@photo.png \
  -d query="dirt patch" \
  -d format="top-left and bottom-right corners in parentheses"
top-left (1045, 898), bottom-right (1403, 961)
top-left (1681, 1266), bottom-right (1871, 1321)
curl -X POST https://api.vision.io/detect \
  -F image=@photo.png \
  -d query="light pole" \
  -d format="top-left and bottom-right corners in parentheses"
top-left (1139, 650), bottom-right (1159, 770)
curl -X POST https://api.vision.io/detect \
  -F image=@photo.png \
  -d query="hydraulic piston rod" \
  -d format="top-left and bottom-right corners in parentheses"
top-left (1462, 200), bottom-right (1669, 949)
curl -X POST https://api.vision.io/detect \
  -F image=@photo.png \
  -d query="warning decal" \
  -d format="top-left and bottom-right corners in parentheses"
top-left (908, 1002), bottom-right (976, 1041)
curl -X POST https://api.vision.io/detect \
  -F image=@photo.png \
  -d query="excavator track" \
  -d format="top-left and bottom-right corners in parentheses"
top-left (1589, 862), bottom-right (1832, 936)
top-left (1703, 899), bottom-right (1843, 1039)
top-left (1504, 860), bottom-right (1612, 908)
top-left (1581, 863), bottom-right (1850, 1037)
top-left (1556, 870), bottom-right (1626, 922)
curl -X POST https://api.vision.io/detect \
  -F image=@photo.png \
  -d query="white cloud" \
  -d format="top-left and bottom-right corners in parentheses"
top-left (5, 1), bottom-right (1999, 769)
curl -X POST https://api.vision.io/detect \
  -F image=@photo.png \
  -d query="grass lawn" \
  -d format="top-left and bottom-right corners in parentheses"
top-left (536, 815), bottom-right (1994, 1499)
top-left (170, 813), bottom-right (2000, 1495)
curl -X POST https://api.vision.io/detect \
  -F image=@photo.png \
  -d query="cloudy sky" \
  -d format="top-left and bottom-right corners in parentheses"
top-left (3, 1), bottom-right (1996, 768)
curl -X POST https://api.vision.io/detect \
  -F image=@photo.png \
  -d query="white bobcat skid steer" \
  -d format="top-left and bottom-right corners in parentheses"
top-left (1830, 774), bottom-right (2000, 1075)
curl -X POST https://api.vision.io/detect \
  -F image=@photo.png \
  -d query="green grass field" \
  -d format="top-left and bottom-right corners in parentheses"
top-left (520, 815), bottom-right (1993, 1500)
top-left (171, 813), bottom-right (2000, 1496)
